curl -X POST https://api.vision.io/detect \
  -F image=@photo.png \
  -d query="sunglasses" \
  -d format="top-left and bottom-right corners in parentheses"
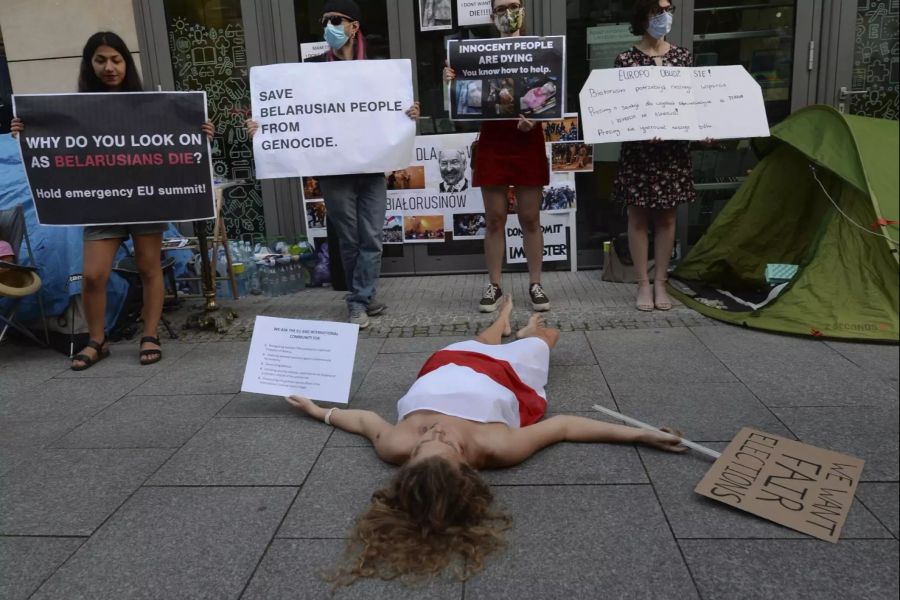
top-left (321, 15), bottom-right (350, 27)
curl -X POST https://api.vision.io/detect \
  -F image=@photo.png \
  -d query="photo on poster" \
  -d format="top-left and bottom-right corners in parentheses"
top-left (453, 212), bottom-right (487, 240)
top-left (542, 113), bottom-right (581, 142)
top-left (507, 186), bottom-right (518, 214)
top-left (438, 148), bottom-right (470, 192)
top-left (541, 183), bottom-right (576, 211)
top-left (383, 215), bottom-right (403, 244)
top-left (386, 166), bottom-right (427, 191)
top-left (404, 215), bottom-right (446, 242)
top-left (551, 142), bottom-right (594, 173)
top-left (302, 176), bottom-right (323, 200)
top-left (455, 80), bottom-right (483, 115)
top-left (420, 0), bottom-right (453, 31)
top-left (306, 201), bottom-right (327, 230)
top-left (520, 76), bottom-right (560, 117)
top-left (486, 78), bottom-right (517, 117)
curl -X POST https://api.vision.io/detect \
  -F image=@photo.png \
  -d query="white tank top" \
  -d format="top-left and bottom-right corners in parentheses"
top-left (396, 338), bottom-right (551, 429)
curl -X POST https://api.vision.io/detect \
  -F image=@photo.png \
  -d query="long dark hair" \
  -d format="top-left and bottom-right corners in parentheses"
top-left (77, 32), bottom-right (143, 92)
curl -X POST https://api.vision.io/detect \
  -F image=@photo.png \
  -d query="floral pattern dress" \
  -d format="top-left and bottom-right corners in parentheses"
top-left (613, 46), bottom-right (697, 210)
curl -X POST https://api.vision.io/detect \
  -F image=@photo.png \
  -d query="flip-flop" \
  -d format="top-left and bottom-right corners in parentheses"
top-left (139, 336), bottom-right (162, 366)
top-left (71, 338), bottom-right (110, 371)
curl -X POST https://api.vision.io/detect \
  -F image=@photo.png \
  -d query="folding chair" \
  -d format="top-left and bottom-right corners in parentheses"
top-left (0, 205), bottom-right (49, 345)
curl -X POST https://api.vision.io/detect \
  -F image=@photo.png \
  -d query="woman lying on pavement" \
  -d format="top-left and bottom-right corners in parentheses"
top-left (286, 295), bottom-right (686, 585)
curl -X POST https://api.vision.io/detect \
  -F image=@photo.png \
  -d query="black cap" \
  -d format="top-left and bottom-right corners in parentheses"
top-left (322, 0), bottom-right (362, 22)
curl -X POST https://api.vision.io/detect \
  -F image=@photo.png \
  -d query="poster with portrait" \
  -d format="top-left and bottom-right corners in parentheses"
top-left (420, 0), bottom-right (453, 31)
top-left (448, 36), bottom-right (566, 121)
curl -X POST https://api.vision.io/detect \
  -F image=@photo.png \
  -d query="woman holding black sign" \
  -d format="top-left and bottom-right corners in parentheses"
top-left (11, 31), bottom-right (213, 370)
top-left (614, 0), bottom-right (705, 312)
top-left (444, 0), bottom-right (552, 315)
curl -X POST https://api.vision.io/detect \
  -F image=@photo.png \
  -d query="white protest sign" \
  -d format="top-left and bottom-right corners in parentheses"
top-left (241, 316), bottom-right (359, 404)
top-left (505, 212), bottom-right (569, 264)
top-left (300, 42), bottom-right (329, 61)
top-left (579, 65), bottom-right (769, 143)
top-left (250, 60), bottom-right (416, 179)
top-left (457, 0), bottom-right (493, 26)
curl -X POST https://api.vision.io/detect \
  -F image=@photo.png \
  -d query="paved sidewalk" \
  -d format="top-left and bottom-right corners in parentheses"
top-left (1, 272), bottom-right (898, 600)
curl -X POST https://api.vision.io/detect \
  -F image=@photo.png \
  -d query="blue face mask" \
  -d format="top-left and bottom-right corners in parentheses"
top-left (324, 22), bottom-right (349, 50)
top-left (648, 11), bottom-right (673, 39)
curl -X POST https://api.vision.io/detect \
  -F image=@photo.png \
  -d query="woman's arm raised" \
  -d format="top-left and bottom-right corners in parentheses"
top-left (285, 396), bottom-right (407, 464)
top-left (486, 415), bottom-right (686, 468)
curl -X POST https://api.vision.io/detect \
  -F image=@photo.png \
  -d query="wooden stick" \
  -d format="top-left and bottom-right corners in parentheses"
top-left (592, 404), bottom-right (722, 459)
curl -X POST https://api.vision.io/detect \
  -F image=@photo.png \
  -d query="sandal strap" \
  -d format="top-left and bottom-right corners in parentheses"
top-left (73, 353), bottom-right (96, 364)
top-left (140, 336), bottom-right (161, 345)
top-left (85, 337), bottom-right (107, 352)
top-left (140, 348), bottom-right (162, 356)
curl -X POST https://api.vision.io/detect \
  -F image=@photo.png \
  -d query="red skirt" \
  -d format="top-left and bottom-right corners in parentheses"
top-left (472, 121), bottom-right (550, 188)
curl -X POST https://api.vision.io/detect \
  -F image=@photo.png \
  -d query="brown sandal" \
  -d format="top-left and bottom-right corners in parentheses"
top-left (139, 336), bottom-right (162, 365)
top-left (71, 338), bottom-right (110, 371)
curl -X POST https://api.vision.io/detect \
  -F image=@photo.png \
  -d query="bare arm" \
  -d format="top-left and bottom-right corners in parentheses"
top-left (285, 396), bottom-right (406, 464)
top-left (486, 415), bottom-right (685, 468)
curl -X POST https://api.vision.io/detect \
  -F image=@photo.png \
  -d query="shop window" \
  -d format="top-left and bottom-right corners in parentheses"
top-left (163, 0), bottom-right (265, 238)
top-left (851, 0), bottom-right (899, 119)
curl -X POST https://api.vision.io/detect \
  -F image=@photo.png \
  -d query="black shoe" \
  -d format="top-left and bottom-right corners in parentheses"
top-left (529, 283), bottom-right (550, 312)
top-left (366, 301), bottom-right (387, 317)
top-left (479, 284), bottom-right (503, 313)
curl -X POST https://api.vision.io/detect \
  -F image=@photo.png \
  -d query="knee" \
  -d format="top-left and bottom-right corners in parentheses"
top-left (136, 256), bottom-right (162, 279)
top-left (518, 214), bottom-right (541, 233)
top-left (82, 267), bottom-right (110, 290)
top-left (485, 214), bottom-right (506, 234)
top-left (628, 210), bottom-right (649, 230)
top-left (655, 210), bottom-right (677, 228)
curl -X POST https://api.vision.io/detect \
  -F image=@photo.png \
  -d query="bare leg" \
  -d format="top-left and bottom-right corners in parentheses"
top-left (652, 208), bottom-right (677, 310)
top-left (627, 206), bottom-right (653, 311)
top-left (482, 187), bottom-right (508, 287)
top-left (133, 232), bottom-right (165, 360)
top-left (72, 238), bottom-right (122, 368)
top-left (515, 186), bottom-right (544, 285)
top-left (515, 313), bottom-right (560, 349)
top-left (475, 295), bottom-right (513, 345)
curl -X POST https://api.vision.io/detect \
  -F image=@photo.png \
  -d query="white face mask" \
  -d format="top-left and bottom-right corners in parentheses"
top-left (648, 11), bottom-right (673, 39)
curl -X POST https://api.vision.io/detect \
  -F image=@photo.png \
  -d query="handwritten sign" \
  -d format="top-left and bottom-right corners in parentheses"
top-left (505, 212), bottom-right (569, 264)
top-left (695, 428), bottom-right (865, 543)
top-left (250, 61), bottom-right (415, 179)
top-left (457, 0), bottom-right (492, 26)
top-left (579, 65), bottom-right (769, 143)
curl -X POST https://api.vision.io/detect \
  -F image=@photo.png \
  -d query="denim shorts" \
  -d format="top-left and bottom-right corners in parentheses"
top-left (83, 222), bottom-right (168, 241)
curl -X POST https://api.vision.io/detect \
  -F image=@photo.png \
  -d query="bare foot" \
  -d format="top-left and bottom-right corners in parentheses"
top-left (497, 294), bottom-right (513, 337)
top-left (516, 313), bottom-right (545, 339)
top-left (636, 281), bottom-right (654, 312)
top-left (654, 281), bottom-right (672, 311)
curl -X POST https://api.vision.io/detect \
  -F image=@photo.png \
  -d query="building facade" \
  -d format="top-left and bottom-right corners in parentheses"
top-left (1, 0), bottom-right (897, 275)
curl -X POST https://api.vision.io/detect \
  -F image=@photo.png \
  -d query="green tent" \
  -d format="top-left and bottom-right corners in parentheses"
top-left (670, 105), bottom-right (899, 342)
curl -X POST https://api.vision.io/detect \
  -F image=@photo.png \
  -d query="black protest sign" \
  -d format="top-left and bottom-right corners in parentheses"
top-left (448, 36), bottom-right (566, 121)
top-left (14, 92), bottom-right (215, 226)
top-left (695, 428), bottom-right (865, 543)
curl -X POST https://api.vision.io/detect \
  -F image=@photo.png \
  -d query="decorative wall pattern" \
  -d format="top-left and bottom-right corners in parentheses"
top-left (851, 0), bottom-right (899, 119)
top-left (165, 13), bottom-right (266, 238)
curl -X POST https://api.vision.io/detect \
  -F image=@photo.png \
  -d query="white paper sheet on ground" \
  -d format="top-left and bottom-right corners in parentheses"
top-left (241, 316), bottom-right (359, 404)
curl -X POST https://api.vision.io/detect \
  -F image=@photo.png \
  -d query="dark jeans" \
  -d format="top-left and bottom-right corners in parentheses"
top-left (318, 173), bottom-right (386, 310)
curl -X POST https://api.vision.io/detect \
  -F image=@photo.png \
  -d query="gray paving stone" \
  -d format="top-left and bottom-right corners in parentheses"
top-left (544, 364), bottom-right (614, 411)
top-left (242, 539), bottom-right (462, 600)
top-left (680, 539), bottom-right (899, 600)
top-left (465, 485), bottom-right (698, 600)
top-left (0, 346), bottom-right (69, 396)
top-left (147, 417), bottom-right (329, 485)
top-left (0, 377), bottom-right (146, 421)
top-left (30, 486), bottom-right (295, 600)
top-left (482, 441), bottom-right (646, 485)
top-left (609, 381), bottom-right (793, 442)
top-left (857, 483), bottom-right (899, 538)
top-left (52, 341), bottom-right (198, 379)
top-left (380, 335), bottom-right (468, 354)
top-left (0, 537), bottom-right (84, 600)
top-left (0, 449), bottom-right (173, 536)
top-left (638, 445), bottom-right (892, 540)
top-left (548, 331), bottom-right (597, 366)
top-left (826, 341), bottom-right (900, 388)
top-left (772, 406), bottom-right (899, 481)
top-left (278, 447), bottom-right (394, 538)
top-left (0, 418), bottom-right (85, 451)
top-left (51, 394), bottom-right (234, 448)
top-left (587, 328), bottom-right (736, 384)
top-left (129, 341), bottom-right (250, 396)
top-left (693, 326), bottom-right (897, 407)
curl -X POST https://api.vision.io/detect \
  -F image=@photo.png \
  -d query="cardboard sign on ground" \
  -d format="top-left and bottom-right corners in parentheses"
top-left (695, 428), bottom-right (864, 543)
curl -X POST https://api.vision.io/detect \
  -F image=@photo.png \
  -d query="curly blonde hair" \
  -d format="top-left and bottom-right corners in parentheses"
top-left (328, 457), bottom-right (511, 586)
